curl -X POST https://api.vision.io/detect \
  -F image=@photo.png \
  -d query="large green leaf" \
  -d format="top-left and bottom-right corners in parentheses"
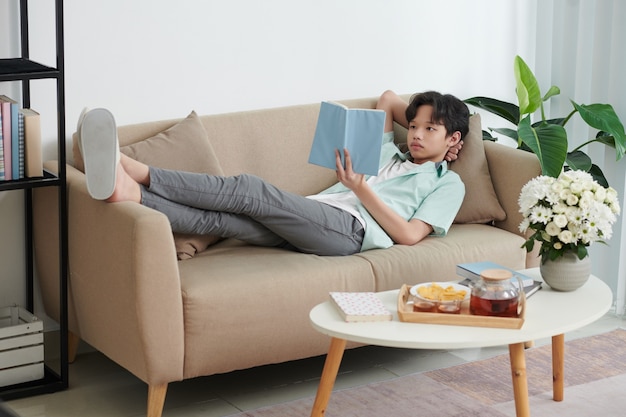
top-left (566, 150), bottom-right (592, 172)
top-left (572, 101), bottom-right (626, 160)
top-left (588, 164), bottom-right (609, 188)
top-left (594, 131), bottom-right (616, 148)
top-left (518, 116), bottom-right (567, 177)
top-left (514, 56), bottom-right (542, 116)
top-left (464, 97), bottom-right (520, 124)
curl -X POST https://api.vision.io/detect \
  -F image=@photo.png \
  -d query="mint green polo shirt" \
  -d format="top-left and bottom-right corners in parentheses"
top-left (318, 132), bottom-right (465, 251)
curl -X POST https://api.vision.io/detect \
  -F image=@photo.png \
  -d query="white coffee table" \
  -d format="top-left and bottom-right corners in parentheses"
top-left (309, 269), bottom-right (612, 417)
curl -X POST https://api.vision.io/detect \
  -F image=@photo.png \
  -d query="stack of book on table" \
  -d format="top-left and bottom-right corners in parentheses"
top-left (456, 261), bottom-right (543, 297)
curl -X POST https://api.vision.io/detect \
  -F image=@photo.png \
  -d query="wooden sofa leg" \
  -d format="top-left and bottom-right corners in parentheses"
top-left (68, 331), bottom-right (80, 363)
top-left (147, 383), bottom-right (168, 417)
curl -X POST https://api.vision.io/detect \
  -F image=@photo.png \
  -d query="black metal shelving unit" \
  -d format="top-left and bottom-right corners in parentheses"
top-left (0, 0), bottom-right (68, 399)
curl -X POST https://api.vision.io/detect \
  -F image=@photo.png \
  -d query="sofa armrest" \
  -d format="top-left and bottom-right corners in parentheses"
top-left (484, 142), bottom-right (542, 267)
top-left (36, 162), bottom-right (184, 385)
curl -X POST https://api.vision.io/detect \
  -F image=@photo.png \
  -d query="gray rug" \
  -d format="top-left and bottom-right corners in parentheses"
top-left (229, 329), bottom-right (626, 417)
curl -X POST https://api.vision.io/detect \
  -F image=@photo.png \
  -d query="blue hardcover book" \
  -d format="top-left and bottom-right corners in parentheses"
top-left (456, 261), bottom-right (535, 286)
top-left (308, 101), bottom-right (385, 176)
top-left (18, 111), bottom-right (25, 179)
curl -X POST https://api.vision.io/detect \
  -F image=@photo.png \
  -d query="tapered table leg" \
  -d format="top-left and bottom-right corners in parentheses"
top-left (310, 337), bottom-right (347, 417)
top-left (552, 333), bottom-right (565, 401)
top-left (509, 342), bottom-right (530, 417)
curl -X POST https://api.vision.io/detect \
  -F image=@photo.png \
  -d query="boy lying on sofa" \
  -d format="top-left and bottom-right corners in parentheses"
top-left (76, 90), bottom-right (468, 255)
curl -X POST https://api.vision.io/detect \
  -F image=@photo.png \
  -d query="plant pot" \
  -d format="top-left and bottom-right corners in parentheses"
top-left (539, 253), bottom-right (591, 292)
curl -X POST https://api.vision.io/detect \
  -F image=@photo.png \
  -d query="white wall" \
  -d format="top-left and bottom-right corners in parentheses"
top-left (1, 0), bottom-right (525, 307)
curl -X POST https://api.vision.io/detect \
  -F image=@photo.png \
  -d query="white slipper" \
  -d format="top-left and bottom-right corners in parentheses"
top-left (78, 108), bottom-right (120, 200)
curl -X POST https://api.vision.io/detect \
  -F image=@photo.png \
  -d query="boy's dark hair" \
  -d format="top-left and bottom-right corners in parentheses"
top-left (405, 91), bottom-right (470, 140)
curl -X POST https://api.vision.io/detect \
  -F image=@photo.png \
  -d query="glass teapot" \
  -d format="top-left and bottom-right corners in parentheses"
top-left (469, 269), bottom-right (524, 318)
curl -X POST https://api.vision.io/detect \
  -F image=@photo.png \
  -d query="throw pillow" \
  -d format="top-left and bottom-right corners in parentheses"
top-left (449, 113), bottom-right (506, 223)
top-left (120, 110), bottom-right (224, 259)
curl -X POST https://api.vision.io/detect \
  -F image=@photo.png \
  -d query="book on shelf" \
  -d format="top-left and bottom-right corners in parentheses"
top-left (0, 95), bottom-right (14, 180)
top-left (329, 291), bottom-right (392, 322)
top-left (18, 108), bottom-right (43, 178)
top-left (456, 261), bottom-right (542, 298)
top-left (0, 110), bottom-right (4, 181)
top-left (0, 95), bottom-right (20, 180)
top-left (308, 101), bottom-right (385, 176)
top-left (18, 109), bottom-right (25, 178)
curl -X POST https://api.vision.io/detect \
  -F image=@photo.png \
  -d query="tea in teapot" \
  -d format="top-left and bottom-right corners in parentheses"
top-left (469, 269), bottom-right (523, 318)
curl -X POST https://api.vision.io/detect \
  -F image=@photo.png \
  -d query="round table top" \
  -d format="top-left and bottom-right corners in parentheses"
top-left (309, 269), bottom-right (613, 350)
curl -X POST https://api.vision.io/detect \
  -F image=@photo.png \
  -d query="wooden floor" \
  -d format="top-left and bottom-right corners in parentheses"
top-left (5, 313), bottom-right (624, 417)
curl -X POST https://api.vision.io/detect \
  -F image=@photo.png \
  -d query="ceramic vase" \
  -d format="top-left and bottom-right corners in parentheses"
top-left (539, 252), bottom-right (591, 292)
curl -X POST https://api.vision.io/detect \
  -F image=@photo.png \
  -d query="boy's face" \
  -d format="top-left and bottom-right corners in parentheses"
top-left (406, 105), bottom-right (460, 164)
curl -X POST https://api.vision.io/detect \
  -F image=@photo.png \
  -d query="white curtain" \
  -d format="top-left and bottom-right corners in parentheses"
top-left (526, 0), bottom-right (626, 314)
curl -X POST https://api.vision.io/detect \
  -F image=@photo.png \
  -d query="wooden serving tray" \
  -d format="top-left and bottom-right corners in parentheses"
top-left (396, 284), bottom-right (525, 329)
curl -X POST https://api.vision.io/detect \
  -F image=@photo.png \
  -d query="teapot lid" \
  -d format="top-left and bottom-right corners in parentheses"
top-left (480, 268), bottom-right (513, 281)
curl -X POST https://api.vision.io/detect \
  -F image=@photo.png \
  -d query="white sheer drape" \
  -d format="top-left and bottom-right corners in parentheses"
top-left (526, 0), bottom-right (626, 314)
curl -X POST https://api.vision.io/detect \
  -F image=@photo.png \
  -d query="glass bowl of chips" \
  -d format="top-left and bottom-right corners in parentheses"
top-left (409, 282), bottom-right (469, 314)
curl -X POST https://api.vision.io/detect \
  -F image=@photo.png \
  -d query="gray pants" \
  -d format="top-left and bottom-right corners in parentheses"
top-left (140, 167), bottom-right (365, 256)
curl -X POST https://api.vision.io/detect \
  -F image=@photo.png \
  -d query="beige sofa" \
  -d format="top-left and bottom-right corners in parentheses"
top-left (32, 96), bottom-right (541, 417)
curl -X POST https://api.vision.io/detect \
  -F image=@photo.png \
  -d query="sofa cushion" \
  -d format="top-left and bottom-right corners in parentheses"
top-left (356, 223), bottom-right (527, 292)
top-left (177, 244), bottom-right (376, 377)
top-left (449, 113), bottom-right (507, 224)
top-left (120, 111), bottom-right (224, 259)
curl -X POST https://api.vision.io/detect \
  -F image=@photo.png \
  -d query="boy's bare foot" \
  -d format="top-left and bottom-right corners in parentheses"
top-left (120, 154), bottom-right (150, 186)
top-left (106, 163), bottom-right (142, 203)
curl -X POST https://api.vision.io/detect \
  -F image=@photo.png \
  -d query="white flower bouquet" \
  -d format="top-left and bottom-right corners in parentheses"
top-left (518, 170), bottom-right (621, 263)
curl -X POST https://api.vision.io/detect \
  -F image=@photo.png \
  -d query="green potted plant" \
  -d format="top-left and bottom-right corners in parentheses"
top-left (464, 55), bottom-right (626, 187)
